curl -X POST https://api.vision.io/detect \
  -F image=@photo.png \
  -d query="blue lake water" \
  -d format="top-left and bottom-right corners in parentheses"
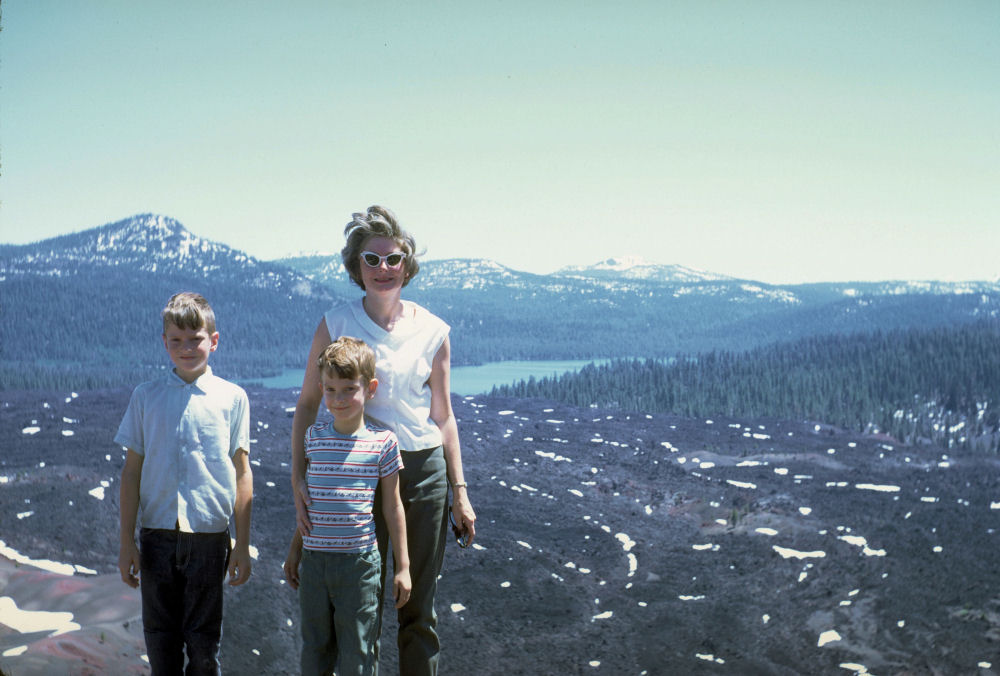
top-left (246, 359), bottom-right (609, 395)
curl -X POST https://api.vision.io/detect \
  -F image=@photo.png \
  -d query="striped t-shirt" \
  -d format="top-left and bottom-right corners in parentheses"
top-left (302, 420), bottom-right (402, 553)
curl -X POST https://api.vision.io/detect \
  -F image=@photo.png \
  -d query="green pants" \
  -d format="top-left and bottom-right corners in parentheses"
top-left (374, 445), bottom-right (449, 676)
top-left (299, 549), bottom-right (381, 676)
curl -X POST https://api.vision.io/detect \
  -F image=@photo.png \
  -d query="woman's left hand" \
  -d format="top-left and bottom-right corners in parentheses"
top-left (452, 491), bottom-right (477, 546)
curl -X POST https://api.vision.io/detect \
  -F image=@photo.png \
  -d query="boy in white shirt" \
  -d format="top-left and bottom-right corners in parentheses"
top-left (116, 291), bottom-right (253, 675)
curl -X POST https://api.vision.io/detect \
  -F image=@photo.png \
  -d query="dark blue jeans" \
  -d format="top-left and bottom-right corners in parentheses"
top-left (139, 528), bottom-right (230, 676)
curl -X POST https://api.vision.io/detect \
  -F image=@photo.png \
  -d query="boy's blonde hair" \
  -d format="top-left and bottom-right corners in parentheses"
top-left (317, 336), bottom-right (376, 383)
top-left (162, 292), bottom-right (216, 334)
top-left (341, 205), bottom-right (420, 290)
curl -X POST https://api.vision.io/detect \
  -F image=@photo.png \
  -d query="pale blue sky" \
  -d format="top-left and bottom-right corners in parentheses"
top-left (2, 1), bottom-right (997, 283)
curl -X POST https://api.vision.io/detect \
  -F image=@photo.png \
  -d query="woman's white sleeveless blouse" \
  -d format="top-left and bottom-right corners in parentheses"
top-left (324, 298), bottom-right (450, 451)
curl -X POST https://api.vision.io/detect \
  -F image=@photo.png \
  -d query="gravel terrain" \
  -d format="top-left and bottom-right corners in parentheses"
top-left (2, 387), bottom-right (1000, 675)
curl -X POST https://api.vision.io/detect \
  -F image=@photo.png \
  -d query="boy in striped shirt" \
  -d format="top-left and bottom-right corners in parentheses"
top-left (284, 337), bottom-right (411, 676)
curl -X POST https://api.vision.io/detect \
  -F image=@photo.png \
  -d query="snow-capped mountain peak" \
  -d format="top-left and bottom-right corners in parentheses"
top-left (1, 214), bottom-right (249, 273)
top-left (91, 214), bottom-right (226, 258)
top-left (555, 256), bottom-right (732, 283)
top-left (0, 214), bottom-right (332, 300)
top-left (590, 255), bottom-right (655, 271)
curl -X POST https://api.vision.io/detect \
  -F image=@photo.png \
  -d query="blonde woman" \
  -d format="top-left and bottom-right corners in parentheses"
top-left (291, 205), bottom-right (476, 676)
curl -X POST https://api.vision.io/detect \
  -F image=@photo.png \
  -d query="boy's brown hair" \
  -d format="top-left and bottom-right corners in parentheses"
top-left (317, 336), bottom-right (376, 383)
top-left (162, 292), bottom-right (217, 334)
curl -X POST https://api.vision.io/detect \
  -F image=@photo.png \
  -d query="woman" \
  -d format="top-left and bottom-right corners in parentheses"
top-left (291, 205), bottom-right (476, 676)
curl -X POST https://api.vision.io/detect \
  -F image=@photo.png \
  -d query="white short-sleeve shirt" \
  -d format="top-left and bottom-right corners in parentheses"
top-left (115, 366), bottom-right (251, 533)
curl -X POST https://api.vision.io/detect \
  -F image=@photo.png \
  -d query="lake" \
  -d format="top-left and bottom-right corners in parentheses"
top-left (245, 358), bottom-right (609, 395)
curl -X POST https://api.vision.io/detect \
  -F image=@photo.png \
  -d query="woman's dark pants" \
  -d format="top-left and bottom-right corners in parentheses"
top-left (373, 445), bottom-right (450, 676)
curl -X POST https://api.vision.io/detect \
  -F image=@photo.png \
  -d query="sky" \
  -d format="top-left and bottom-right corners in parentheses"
top-left (1, 1), bottom-right (998, 284)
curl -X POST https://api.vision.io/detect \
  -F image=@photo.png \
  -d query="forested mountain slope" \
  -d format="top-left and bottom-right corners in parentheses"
top-left (1, 215), bottom-right (334, 389)
top-left (3, 214), bottom-right (999, 389)
top-left (278, 254), bottom-right (1000, 364)
top-left (494, 322), bottom-right (1000, 451)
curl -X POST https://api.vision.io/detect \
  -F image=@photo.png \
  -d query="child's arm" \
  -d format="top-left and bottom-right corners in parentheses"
top-left (282, 530), bottom-right (304, 590)
top-left (379, 472), bottom-right (411, 608)
top-left (118, 449), bottom-right (143, 588)
top-left (228, 448), bottom-right (253, 586)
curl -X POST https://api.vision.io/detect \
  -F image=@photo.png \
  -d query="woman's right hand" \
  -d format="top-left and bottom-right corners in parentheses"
top-left (294, 476), bottom-right (312, 536)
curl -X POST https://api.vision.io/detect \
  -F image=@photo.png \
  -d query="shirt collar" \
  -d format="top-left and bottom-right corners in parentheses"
top-left (167, 365), bottom-right (214, 389)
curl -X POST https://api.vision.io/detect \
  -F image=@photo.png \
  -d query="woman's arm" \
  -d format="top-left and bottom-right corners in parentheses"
top-left (429, 335), bottom-right (477, 544)
top-left (291, 318), bottom-right (332, 536)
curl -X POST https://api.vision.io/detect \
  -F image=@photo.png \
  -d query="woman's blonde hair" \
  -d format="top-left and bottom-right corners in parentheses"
top-left (341, 205), bottom-right (420, 289)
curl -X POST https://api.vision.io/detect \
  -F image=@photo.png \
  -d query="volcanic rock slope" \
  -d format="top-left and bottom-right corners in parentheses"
top-left (2, 388), bottom-right (1000, 675)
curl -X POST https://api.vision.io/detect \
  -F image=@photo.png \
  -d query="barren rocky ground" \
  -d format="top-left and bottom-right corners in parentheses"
top-left (3, 387), bottom-right (1000, 675)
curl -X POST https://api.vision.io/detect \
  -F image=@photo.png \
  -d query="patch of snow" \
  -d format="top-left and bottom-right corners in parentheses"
top-left (0, 597), bottom-right (81, 637)
top-left (817, 630), bottom-right (841, 647)
top-left (773, 546), bottom-right (826, 560)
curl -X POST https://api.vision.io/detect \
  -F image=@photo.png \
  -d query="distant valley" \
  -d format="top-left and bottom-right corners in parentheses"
top-left (2, 213), bottom-right (998, 393)
top-left (3, 214), bottom-right (1000, 673)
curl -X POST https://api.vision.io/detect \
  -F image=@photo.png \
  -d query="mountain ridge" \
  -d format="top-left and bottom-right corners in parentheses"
top-left (5, 213), bottom-right (998, 292)
top-left (0, 215), bottom-right (336, 389)
top-left (271, 250), bottom-right (1000, 296)
top-left (3, 213), bottom-right (999, 389)
top-left (1, 214), bottom-right (330, 299)
top-left (555, 255), bottom-right (735, 283)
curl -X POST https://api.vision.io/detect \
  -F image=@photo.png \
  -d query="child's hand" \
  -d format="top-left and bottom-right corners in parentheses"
top-left (283, 548), bottom-right (302, 590)
top-left (228, 546), bottom-right (252, 586)
top-left (393, 568), bottom-right (412, 609)
top-left (118, 541), bottom-right (141, 588)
